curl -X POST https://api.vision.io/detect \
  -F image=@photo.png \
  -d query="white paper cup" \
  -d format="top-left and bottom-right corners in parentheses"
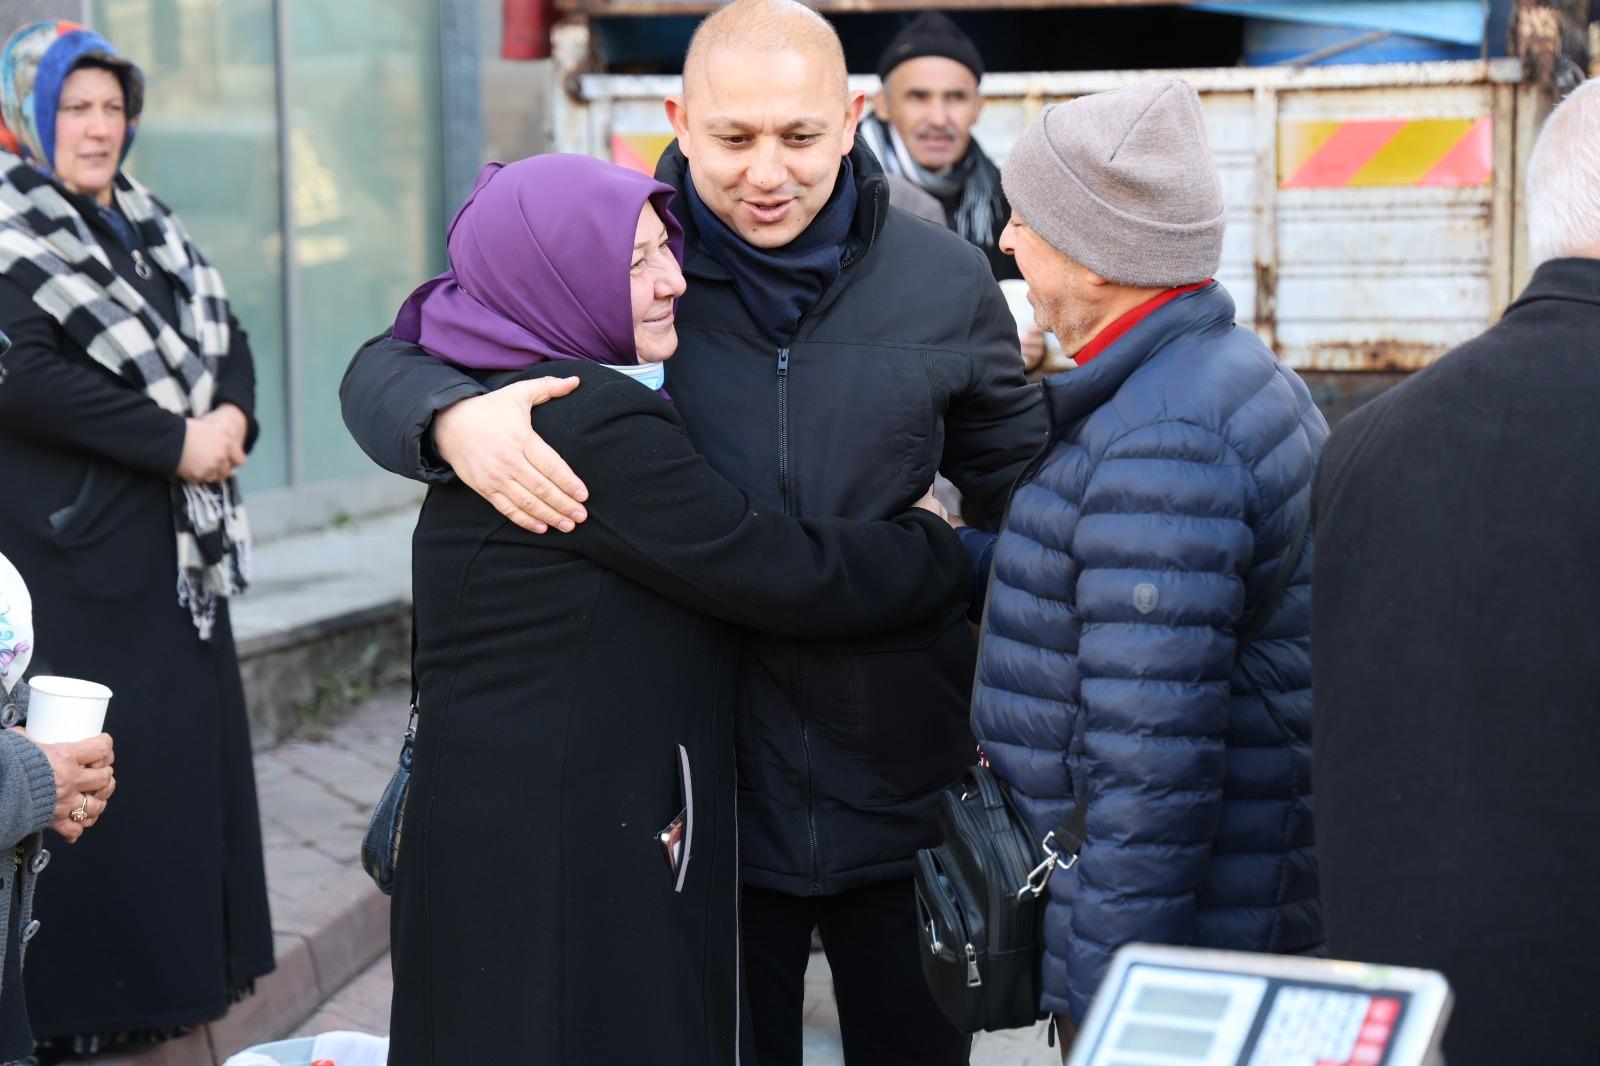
top-left (998, 279), bottom-right (1064, 361)
top-left (998, 278), bottom-right (1035, 330)
top-left (25, 676), bottom-right (112, 744)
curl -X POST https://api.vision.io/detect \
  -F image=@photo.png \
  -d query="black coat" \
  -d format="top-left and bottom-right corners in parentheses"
top-left (1312, 257), bottom-right (1600, 1065)
top-left (341, 141), bottom-right (1046, 895)
top-left (0, 192), bottom-right (274, 1040)
top-left (393, 362), bottom-right (970, 1063)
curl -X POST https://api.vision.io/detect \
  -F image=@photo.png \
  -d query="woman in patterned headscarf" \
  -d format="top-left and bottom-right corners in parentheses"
top-left (0, 21), bottom-right (273, 1058)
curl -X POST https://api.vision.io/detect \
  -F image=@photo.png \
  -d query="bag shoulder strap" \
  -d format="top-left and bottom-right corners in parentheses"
top-left (1051, 798), bottom-right (1087, 858)
top-left (402, 608), bottom-right (419, 751)
top-left (408, 607), bottom-right (419, 714)
top-left (1235, 503), bottom-right (1313, 652)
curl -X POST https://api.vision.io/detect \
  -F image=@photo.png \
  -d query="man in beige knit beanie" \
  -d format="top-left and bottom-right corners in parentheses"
top-left (998, 77), bottom-right (1227, 354)
top-left (966, 77), bottom-right (1330, 1055)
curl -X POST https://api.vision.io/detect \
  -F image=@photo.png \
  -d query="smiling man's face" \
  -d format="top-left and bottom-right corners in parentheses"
top-left (667, 44), bottom-right (864, 249)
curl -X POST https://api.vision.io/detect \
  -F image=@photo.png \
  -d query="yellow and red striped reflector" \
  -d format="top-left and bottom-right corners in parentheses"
top-left (611, 133), bottom-right (675, 177)
top-left (1279, 117), bottom-right (1492, 188)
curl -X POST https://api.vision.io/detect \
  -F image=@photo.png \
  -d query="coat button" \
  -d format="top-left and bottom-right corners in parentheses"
top-left (0, 702), bottom-right (18, 728)
top-left (21, 919), bottom-right (39, 942)
top-left (29, 849), bottom-right (49, 874)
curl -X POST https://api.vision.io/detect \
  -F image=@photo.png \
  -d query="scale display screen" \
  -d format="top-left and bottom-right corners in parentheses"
top-left (1068, 946), bottom-right (1450, 1066)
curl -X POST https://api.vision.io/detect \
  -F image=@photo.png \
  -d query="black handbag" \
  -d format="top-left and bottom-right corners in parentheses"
top-left (915, 508), bottom-right (1313, 1032)
top-left (360, 617), bottom-right (418, 896)
top-left (914, 765), bottom-right (1084, 1034)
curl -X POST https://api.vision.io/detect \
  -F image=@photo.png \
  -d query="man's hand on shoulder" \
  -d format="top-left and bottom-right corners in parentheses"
top-left (431, 376), bottom-right (591, 534)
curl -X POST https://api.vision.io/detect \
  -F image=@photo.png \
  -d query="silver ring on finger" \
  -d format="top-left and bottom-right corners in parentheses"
top-left (70, 795), bottom-right (90, 823)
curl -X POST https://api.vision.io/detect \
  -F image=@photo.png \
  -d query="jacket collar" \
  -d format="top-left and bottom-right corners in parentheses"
top-left (1506, 256), bottom-right (1600, 315)
top-left (1041, 280), bottom-right (1237, 430)
top-left (654, 135), bottom-right (890, 282)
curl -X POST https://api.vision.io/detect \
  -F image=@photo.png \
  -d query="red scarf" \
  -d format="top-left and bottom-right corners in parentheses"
top-left (1073, 281), bottom-right (1212, 366)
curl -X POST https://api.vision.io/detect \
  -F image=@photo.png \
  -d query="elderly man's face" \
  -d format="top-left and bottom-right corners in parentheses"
top-left (667, 46), bottom-right (863, 249)
top-left (877, 57), bottom-right (981, 172)
top-left (998, 213), bottom-right (1102, 355)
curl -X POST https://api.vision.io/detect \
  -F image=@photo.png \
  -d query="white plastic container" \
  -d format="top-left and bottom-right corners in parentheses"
top-left (225, 1037), bottom-right (316, 1066)
top-left (227, 1032), bottom-right (388, 1066)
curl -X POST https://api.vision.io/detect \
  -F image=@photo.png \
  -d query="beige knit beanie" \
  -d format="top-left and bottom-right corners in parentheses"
top-left (1001, 78), bottom-right (1225, 288)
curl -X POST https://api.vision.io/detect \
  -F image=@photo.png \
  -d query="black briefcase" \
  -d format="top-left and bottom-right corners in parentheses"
top-left (913, 764), bottom-right (1083, 1034)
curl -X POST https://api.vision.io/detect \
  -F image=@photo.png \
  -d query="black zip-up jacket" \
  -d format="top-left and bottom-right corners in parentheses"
top-left (339, 139), bottom-right (1047, 895)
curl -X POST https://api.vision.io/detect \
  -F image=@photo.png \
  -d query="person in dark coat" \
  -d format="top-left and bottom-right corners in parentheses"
top-left (1313, 79), bottom-right (1600, 1066)
top-left (0, 22), bottom-right (274, 1056)
top-left (388, 152), bottom-right (972, 1065)
top-left (862, 12), bottom-right (1017, 283)
top-left (965, 79), bottom-right (1328, 1045)
top-left (341, 3), bottom-right (1045, 1062)
top-left (0, 550), bottom-right (119, 1062)
top-left (861, 12), bottom-right (1050, 373)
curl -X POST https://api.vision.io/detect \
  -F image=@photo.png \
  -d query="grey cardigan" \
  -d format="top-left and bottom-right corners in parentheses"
top-left (0, 681), bottom-right (57, 1001)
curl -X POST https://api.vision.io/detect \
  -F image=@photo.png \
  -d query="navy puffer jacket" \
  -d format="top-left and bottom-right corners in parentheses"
top-left (970, 282), bottom-right (1328, 1021)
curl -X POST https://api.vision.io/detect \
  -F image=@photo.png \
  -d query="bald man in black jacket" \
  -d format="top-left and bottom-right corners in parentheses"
top-left (340, 3), bottom-right (1042, 1062)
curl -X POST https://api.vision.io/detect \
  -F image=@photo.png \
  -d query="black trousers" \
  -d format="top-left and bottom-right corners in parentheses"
top-left (743, 877), bottom-right (971, 1066)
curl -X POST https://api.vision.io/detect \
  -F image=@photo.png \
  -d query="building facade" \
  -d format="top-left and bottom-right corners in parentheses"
top-left (4, 0), bottom-right (489, 534)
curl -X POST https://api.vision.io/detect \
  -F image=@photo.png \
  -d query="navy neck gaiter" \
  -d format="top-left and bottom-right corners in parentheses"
top-left (685, 158), bottom-right (859, 346)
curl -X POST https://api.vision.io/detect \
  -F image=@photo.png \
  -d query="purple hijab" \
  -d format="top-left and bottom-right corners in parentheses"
top-left (394, 153), bottom-right (684, 370)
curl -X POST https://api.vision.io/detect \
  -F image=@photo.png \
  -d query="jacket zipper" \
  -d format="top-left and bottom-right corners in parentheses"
top-left (776, 180), bottom-right (886, 897)
top-left (776, 345), bottom-right (793, 515)
top-left (840, 184), bottom-right (884, 269)
top-left (774, 181), bottom-right (884, 516)
top-left (775, 331), bottom-right (815, 892)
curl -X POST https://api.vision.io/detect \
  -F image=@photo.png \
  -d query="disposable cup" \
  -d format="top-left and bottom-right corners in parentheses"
top-left (25, 676), bottom-right (112, 744)
top-left (997, 279), bottom-right (1063, 359)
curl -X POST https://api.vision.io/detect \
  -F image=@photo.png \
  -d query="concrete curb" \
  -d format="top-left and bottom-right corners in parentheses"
top-left (228, 507), bottom-right (416, 752)
top-left (236, 602), bottom-right (410, 753)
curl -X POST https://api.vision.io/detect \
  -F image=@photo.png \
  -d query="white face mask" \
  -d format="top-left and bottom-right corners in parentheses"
top-left (0, 553), bottom-right (33, 696)
top-left (606, 360), bottom-right (666, 392)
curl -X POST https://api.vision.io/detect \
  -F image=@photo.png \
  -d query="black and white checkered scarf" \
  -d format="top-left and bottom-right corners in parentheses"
top-left (0, 151), bottom-right (249, 640)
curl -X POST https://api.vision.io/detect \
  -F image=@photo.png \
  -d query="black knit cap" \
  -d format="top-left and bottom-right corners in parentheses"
top-left (875, 11), bottom-right (984, 83)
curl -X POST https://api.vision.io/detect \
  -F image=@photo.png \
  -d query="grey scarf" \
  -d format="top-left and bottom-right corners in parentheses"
top-left (861, 115), bottom-right (1006, 249)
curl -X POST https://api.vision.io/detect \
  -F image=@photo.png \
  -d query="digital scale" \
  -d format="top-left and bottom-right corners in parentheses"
top-left (1066, 945), bottom-right (1452, 1066)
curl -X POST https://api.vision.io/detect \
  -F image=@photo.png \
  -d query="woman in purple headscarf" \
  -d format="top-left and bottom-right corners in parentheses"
top-left (389, 154), bottom-right (969, 1064)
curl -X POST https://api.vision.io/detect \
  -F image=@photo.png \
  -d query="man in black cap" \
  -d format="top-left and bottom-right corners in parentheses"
top-left (863, 11), bottom-right (1019, 284)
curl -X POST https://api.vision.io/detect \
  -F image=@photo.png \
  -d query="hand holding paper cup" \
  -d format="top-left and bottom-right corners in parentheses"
top-left (998, 279), bottom-right (1065, 372)
top-left (26, 675), bottom-right (113, 743)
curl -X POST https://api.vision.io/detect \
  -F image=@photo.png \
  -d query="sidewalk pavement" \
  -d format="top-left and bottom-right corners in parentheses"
top-left (306, 940), bottom-right (1060, 1064)
top-left (92, 681), bottom-right (1058, 1064)
top-left (94, 691), bottom-right (409, 1066)
top-left (304, 949), bottom-right (1060, 1064)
